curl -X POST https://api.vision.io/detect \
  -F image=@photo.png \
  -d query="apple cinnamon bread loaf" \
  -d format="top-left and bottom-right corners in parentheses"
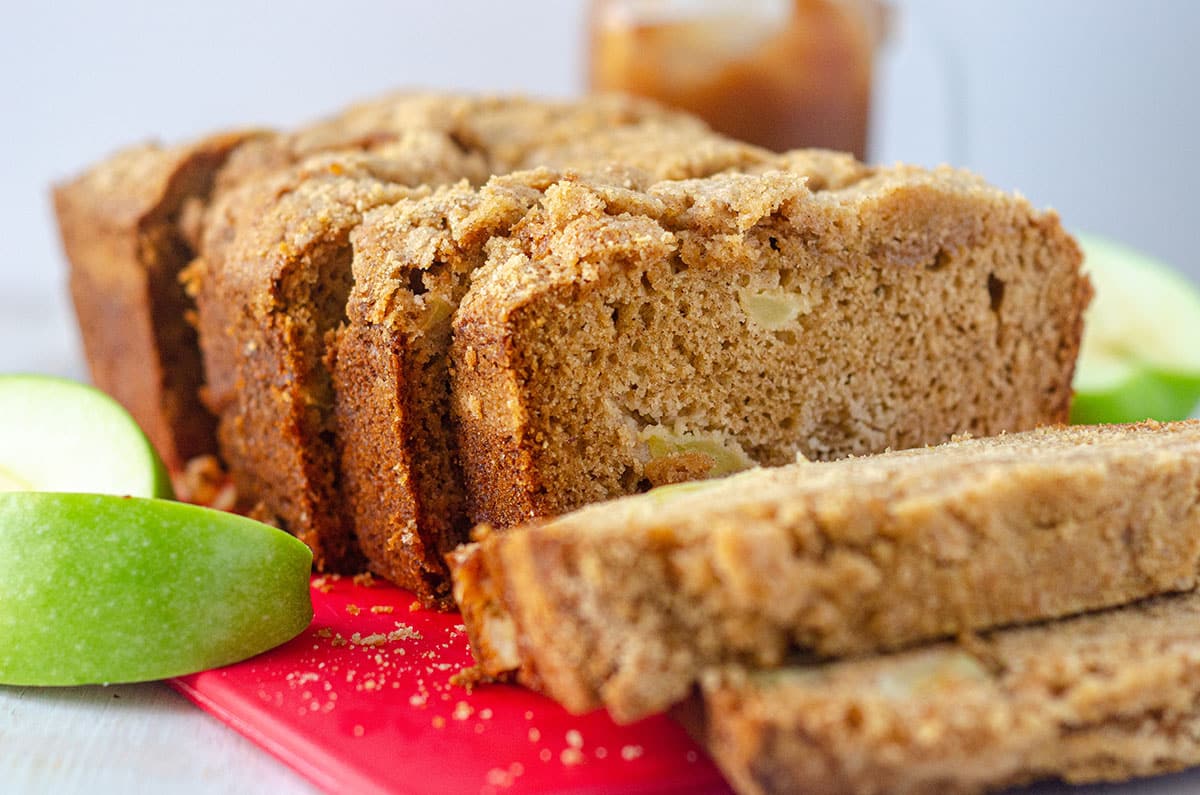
top-left (690, 588), bottom-right (1200, 795)
top-left (449, 420), bottom-right (1200, 723)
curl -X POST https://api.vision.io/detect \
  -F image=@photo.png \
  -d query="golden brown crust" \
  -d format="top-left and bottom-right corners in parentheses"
top-left (52, 129), bottom-right (265, 469)
top-left (693, 588), bottom-right (1200, 795)
top-left (450, 420), bottom-right (1200, 723)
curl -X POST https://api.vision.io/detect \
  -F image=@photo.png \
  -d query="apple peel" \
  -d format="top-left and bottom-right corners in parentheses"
top-left (1072, 235), bottom-right (1200, 424)
top-left (0, 493), bottom-right (313, 686)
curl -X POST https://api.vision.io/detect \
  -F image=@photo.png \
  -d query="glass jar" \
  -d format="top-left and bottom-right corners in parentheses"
top-left (588, 0), bottom-right (888, 159)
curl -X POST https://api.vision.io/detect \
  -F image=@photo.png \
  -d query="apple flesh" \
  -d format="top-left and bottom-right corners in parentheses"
top-left (0, 375), bottom-right (172, 498)
top-left (1071, 235), bottom-right (1200, 424)
top-left (0, 493), bottom-right (313, 685)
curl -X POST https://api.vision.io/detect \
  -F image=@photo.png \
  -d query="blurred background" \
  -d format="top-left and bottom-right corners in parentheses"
top-left (1, 0), bottom-right (1197, 375)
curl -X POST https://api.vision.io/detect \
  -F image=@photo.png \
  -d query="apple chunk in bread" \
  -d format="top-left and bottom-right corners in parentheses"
top-left (0, 493), bottom-right (312, 685)
top-left (1072, 235), bottom-right (1200, 424)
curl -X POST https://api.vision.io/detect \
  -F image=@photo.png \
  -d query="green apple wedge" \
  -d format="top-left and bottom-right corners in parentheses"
top-left (0, 374), bottom-right (172, 498)
top-left (1071, 235), bottom-right (1200, 424)
top-left (0, 493), bottom-right (313, 685)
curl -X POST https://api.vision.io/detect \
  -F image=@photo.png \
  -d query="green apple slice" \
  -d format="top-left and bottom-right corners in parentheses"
top-left (1071, 235), bottom-right (1200, 424)
top-left (0, 375), bottom-right (172, 498)
top-left (0, 493), bottom-right (312, 685)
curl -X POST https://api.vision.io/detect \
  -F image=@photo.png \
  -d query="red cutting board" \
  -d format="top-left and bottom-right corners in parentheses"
top-left (172, 574), bottom-right (731, 795)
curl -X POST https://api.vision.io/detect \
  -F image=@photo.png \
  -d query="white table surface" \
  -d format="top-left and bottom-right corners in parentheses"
top-left (0, 683), bottom-right (318, 795)
top-left (4, 290), bottom-right (1200, 795)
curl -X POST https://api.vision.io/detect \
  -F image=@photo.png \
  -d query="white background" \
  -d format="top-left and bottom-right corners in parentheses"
top-left (1, 0), bottom-right (1198, 377)
top-left (1, 2), bottom-right (1199, 793)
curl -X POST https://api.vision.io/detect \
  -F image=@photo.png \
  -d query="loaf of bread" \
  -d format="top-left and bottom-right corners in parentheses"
top-left (449, 420), bottom-right (1200, 723)
top-left (52, 91), bottom-right (1191, 795)
top-left (690, 588), bottom-right (1200, 795)
top-left (55, 92), bottom-right (1091, 613)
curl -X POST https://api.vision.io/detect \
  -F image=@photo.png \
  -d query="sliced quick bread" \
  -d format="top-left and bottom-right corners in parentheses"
top-left (450, 420), bottom-right (1200, 722)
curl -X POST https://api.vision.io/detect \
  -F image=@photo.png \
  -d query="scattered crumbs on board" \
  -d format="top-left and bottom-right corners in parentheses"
top-left (181, 573), bottom-right (722, 794)
top-left (480, 761), bottom-right (526, 794)
top-left (621, 745), bottom-right (645, 761)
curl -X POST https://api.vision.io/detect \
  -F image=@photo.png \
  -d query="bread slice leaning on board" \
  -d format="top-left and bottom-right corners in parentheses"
top-left (451, 420), bottom-right (1200, 722)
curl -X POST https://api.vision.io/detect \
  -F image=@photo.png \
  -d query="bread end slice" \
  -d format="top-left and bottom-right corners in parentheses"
top-left (53, 129), bottom-right (264, 469)
top-left (691, 589), bottom-right (1200, 795)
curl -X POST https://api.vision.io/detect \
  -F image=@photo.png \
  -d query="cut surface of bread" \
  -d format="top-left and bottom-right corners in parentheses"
top-left (193, 150), bottom-right (450, 571)
top-left (52, 130), bottom-right (263, 469)
top-left (450, 159), bottom-right (1088, 529)
top-left (337, 128), bottom-right (776, 605)
top-left (449, 420), bottom-right (1200, 723)
top-left (345, 149), bottom-right (1086, 607)
top-left (690, 588), bottom-right (1200, 795)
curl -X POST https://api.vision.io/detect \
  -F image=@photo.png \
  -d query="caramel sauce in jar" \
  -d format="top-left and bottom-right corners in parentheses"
top-left (589, 0), bottom-right (885, 158)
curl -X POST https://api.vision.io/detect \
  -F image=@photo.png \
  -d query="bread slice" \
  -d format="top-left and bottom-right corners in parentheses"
top-left (449, 160), bottom-right (1088, 529)
top-left (690, 589), bottom-right (1200, 795)
top-left (192, 149), bottom-right (463, 571)
top-left (52, 130), bottom-right (263, 469)
top-left (334, 170), bottom-right (561, 602)
top-left (336, 130), bottom-right (776, 605)
top-left (448, 420), bottom-right (1200, 723)
top-left (193, 95), bottom-right (717, 576)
